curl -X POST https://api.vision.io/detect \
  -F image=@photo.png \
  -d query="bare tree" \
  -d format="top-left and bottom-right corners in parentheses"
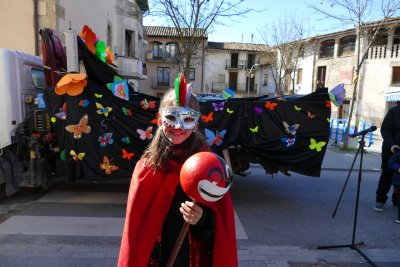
top-left (259, 14), bottom-right (309, 95)
top-left (148, 0), bottom-right (257, 81)
top-left (309, 0), bottom-right (400, 148)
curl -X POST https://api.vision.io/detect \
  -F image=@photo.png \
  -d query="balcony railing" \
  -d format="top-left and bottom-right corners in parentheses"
top-left (151, 77), bottom-right (172, 89)
top-left (211, 82), bottom-right (258, 93)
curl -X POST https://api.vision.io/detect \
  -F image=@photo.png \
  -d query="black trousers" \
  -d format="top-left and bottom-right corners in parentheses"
top-left (376, 148), bottom-right (395, 204)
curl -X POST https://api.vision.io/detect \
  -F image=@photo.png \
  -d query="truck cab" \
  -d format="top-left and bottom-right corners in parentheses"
top-left (0, 48), bottom-right (49, 197)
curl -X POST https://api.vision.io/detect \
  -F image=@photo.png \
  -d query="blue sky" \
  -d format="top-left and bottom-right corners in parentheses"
top-left (144, 0), bottom-right (395, 43)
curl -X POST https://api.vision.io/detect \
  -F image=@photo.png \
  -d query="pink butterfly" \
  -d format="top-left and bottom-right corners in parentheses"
top-left (137, 126), bottom-right (153, 140)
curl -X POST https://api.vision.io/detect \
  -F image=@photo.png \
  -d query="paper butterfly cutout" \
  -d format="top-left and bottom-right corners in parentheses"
top-left (309, 138), bottom-right (326, 152)
top-left (141, 99), bottom-right (156, 110)
top-left (151, 113), bottom-right (160, 125)
top-left (307, 111), bottom-right (316, 119)
top-left (96, 102), bottom-right (113, 117)
top-left (327, 118), bottom-right (330, 123)
top-left (122, 149), bottom-right (135, 160)
top-left (226, 108), bottom-right (234, 114)
top-left (325, 100), bottom-right (331, 109)
top-left (70, 150), bottom-right (85, 161)
top-left (137, 126), bottom-right (153, 140)
top-left (265, 101), bottom-right (277, 110)
top-left (283, 121), bottom-right (300, 136)
top-left (250, 125), bottom-right (259, 133)
top-left (121, 137), bottom-right (131, 144)
top-left (254, 106), bottom-right (262, 115)
top-left (122, 107), bottom-right (133, 116)
top-left (294, 105), bottom-right (302, 111)
top-left (95, 94), bottom-right (103, 98)
top-left (55, 73), bottom-right (87, 96)
top-left (222, 89), bottom-right (234, 99)
top-left (205, 129), bottom-right (226, 146)
top-left (281, 136), bottom-right (297, 148)
top-left (212, 102), bottom-right (224, 111)
top-left (100, 156), bottom-right (119, 175)
top-left (98, 132), bottom-right (114, 147)
top-left (201, 112), bottom-right (214, 123)
top-left (55, 103), bottom-right (67, 120)
top-left (107, 76), bottom-right (129, 100)
top-left (79, 99), bottom-right (90, 107)
top-left (65, 114), bottom-right (91, 139)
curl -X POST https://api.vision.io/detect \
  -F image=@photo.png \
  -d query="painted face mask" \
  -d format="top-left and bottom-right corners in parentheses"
top-left (161, 106), bottom-right (200, 130)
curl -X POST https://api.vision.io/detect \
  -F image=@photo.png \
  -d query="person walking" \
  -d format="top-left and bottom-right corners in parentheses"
top-left (387, 148), bottom-right (400, 223)
top-left (374, 101), bottom-right (400, 212)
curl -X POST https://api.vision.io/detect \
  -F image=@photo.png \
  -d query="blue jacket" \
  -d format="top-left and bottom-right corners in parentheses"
top-left (387, 150), bottom-right (400, 187)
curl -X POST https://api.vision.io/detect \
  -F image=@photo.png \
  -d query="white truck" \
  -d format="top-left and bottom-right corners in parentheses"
top-left (0, 48), bottom-right (51, 198)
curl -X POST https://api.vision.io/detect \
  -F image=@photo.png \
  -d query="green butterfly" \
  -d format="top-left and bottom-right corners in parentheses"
top-left (250, 125), bottom-right (259, 133)
top-left (294, 105), bottom-right (302, 111)
top-left (309, 138), bottom-right (326, 152)
top-left (226, 108), bottom-right (234, 114)
top-left (95, 93), bottom-right (103, 98)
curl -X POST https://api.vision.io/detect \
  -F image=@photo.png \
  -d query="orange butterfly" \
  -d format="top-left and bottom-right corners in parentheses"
top-left (122, 149), bottom-right (134, 160)
top-left (100, 156), bottom-right (119, 175)
top-left (151, 113), bottom-right (160, 125)
top-left (201, 112), bottom-right (214, 123)
top-left (65, 114), bottom-right (91, 139)
top-left (307, 111), bottom-right (316, 119)
top-left (265, 101), bottom-right (277, 110)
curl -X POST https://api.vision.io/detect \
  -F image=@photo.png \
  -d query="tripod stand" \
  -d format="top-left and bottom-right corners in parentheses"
top-left (317, 134), bottom-right (376, 267)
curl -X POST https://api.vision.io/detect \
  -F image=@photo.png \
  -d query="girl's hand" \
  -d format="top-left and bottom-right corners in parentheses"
top-left (180, 201), bottom-right (203, 225)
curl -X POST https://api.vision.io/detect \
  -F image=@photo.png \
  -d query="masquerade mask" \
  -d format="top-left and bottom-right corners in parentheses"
top-left (161, 107), bottom-right (200, 130)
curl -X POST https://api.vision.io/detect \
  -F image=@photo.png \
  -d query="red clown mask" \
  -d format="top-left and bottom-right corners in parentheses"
top-left (180, 152), bottom-right (233, 204)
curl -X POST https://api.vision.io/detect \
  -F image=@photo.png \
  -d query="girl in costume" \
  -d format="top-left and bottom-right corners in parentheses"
top-left (118, 73), bottom-right (237, 267)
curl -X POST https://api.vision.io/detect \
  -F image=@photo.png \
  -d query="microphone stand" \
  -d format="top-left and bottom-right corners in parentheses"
top-left (317, 134), bottom-right (376, 267)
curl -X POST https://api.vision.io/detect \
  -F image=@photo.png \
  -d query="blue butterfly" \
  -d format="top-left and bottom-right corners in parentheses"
top-left (98, 132), bottom-right (114, 147)
top-left (205, 128), bottom-right (227, 146)
top-left (212, 102), bottom-right (225, 111)
top-left (281, 136), bottom-right (297, 148)
top-left (121, 136), bottom-right (130, 144)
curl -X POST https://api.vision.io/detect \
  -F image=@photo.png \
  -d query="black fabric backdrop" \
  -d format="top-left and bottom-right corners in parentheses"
top-left (42, 32), bottom-right (330, 181)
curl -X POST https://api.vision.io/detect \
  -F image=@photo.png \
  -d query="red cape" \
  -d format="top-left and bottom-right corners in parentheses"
top-left (118, 158), bottom-right (238, 267)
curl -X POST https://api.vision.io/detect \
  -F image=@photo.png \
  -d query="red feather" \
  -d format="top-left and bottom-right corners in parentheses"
top-left (179, 73), bottom-right (186, 107)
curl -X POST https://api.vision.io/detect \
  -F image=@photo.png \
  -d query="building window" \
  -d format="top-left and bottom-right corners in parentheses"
top-left (157, 67), bottom-right (169, 86)
top-left (338, 35), bottom-right (356, 56)
top-left (319, 39), bottom-right (335, 58)
top-left (125, 30), bottom-right (135, 57)
top-left (263, 74), bottom-right (268, 86)
top-left (371, 29), bottom-right (388, 46)
top-left (184, 68), bottom-right (196, 80)
top-left (317, 66), bottom-right (326, 88)
top-left (296, 69), bottom-right (303, 85)
top-left (165, 42), bottom-right (178, 59)
top-left (247, 54), bottom-right (255, 69)
top-left (392, 66), bottom-right (400, 85)
top-left (152, 42), bottom-right (163, 59)
top-left (218, 74), bottom-right (225, 82)
top-left (394, 27), bottom-right (400, 45)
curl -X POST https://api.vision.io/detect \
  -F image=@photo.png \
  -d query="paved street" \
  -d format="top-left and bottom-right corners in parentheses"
top-left (0, 137), bottom-right (399, 267)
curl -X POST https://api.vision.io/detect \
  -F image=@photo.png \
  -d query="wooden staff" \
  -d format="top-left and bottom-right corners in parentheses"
top-left (166, 221), bottom-right (190, 267)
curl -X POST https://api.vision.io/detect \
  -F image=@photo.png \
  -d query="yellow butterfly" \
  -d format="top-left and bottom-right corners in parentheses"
top-left (327, 118), bottom-right (330, 123)
top-left (70, 150), bottom-right (85, 161)
top-left (250, 125), bottom-right (259, 133)
top-left (226, 108), bottom-right (234, 114)
top-left (95, 93), bottom-right (103, 98)
top-left (309, 138), bottom-right (326, 152)
top-left (96, 102), bottom-right (113, 116)
top-left (294, 105), bottom-right (302, 111)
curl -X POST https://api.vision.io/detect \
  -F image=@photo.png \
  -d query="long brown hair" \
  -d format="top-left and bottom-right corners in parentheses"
top-left (142, 89), bottom-right (208, 169)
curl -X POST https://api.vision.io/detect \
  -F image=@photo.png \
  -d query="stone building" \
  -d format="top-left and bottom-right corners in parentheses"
top-left (0, 0), bottom-right (148, 91)
top-left (292, 17), bottom-right (400, 125)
